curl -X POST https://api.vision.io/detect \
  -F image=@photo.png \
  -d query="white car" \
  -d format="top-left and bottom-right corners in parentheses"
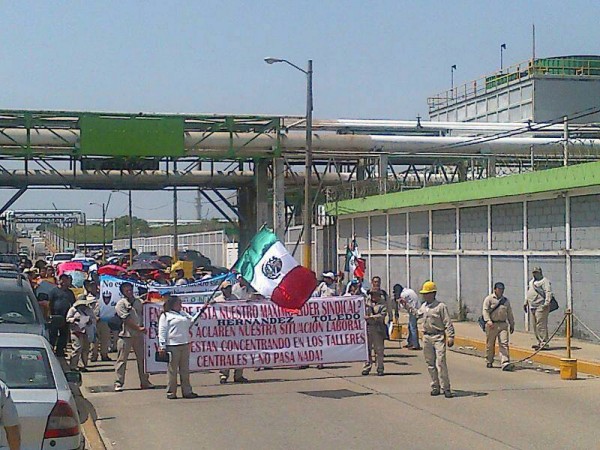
top-left (51, 253), bottom-right (74, 267)
top-left (0, 333), bottom-right (84, 450)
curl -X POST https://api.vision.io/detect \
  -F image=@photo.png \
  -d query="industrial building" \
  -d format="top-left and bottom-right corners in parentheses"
top-left (428, 56), bottom-right (600, 123)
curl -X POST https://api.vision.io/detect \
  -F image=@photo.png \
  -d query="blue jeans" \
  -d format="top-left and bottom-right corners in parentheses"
top-left (407, 314), bottom-right (420, 348)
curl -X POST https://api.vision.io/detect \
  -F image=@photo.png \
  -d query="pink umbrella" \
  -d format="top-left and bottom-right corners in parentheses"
top-left (98, 264), bottom-right (128, 277)
top-left (56, 261), bottom-right (83, 277)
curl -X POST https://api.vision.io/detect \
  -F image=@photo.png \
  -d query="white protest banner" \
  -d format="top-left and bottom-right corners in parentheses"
top-left (99, 273), bottom-right (233, 319)
top-left (157, 273), bottom-right (233, 297)
top-left (99, 275), bottom-right (145, 321)
top-left (144, 296), bottom-right (368, 373)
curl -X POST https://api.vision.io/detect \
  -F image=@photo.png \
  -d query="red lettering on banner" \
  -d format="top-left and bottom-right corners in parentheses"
top-left (144, 298), bottom-right (368, 373)
top-left (297, 350), bottom-right (323, 362)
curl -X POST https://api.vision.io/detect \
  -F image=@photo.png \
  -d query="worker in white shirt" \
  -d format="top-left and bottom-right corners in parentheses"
top-left (314, 272), bottom-right (339, 297)
top-left (158, 296), bottom-right (199, 400)
top-left (394, 284), bottom-right (421, 350)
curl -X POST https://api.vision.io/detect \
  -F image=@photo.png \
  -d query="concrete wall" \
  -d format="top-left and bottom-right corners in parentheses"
top-left (534, 78), bottom-right (600, 123)
top-left (336, 190), bottom-right (600, 341)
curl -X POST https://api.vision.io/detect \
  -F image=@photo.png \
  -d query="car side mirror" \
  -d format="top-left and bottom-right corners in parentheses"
top-left (65, 371), bottom-right (82, 385)
top-left (48, 315), bottom-right (65, 329)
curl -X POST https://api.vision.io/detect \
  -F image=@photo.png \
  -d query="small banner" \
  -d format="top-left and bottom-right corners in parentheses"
top-left (144, 296), bottom-right (368, 373)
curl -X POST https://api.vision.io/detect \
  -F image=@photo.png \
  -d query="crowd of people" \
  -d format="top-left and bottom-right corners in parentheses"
top-left (19, 254), bottom-right (554, 402)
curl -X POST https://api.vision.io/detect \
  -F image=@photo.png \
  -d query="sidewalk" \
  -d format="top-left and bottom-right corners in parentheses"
top-left (452, 321), bottom-right (600, 376)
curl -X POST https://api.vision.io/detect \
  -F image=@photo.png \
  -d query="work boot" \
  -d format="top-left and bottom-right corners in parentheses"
top-left (219, 375), bottom-right (228, 384)
top-left (233, 376), bottom-right (249, 384)
top-left (486, 362), bottom-right (493, 368)
top-left (376, 369), bottom-right (384, 377)
top-left (430, 387), bottom-right (440, 396)
top-left (444, 391), bottom-right (454, 398)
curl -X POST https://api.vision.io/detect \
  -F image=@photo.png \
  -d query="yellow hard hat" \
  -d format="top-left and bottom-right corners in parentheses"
top-left (419, 280), bottom-right (437, 294)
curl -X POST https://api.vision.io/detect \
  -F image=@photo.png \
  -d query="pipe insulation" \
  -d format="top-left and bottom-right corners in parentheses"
top-left (1, 129), bottom-right (599, 156)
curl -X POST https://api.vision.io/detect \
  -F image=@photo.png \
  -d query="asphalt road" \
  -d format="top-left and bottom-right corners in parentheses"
top-left (82, 345), bottom-right (600, 450)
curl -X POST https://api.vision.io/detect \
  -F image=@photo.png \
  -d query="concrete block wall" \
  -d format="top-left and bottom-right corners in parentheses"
top-left (409, 211), bottom-right (429, 250)
top-left (433, 256), bottom-right (458, 315)
top-left (409, 256), bottom-right (429, 291)
top-left (370, 215), bottom-right (387, 250)
top-left (389, 255), bottom-right (407, 288)
top-left (336, 190), bottom-right (600, 341)
top-left (460, 206), bottom-right (487, 250)
top-left (370, 255), bottom-right (388, 290)
top-left (460, 256), bottom-right (489, 320)
top-left (432, 209), bottom-right (456, 250)
top-left (571, 257), bottom-right (600, 340)
top-left (491, 203), bottom-right (523, 250)
top-left (527, 198), bottom-right (566, 251)
top-left (388, 213), bottom-right (406, 249)
top-left (571, 194), bottom-right (600, 250)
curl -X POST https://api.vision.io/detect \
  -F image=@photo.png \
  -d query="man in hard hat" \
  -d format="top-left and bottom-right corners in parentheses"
top-left (482, 282), bottom-right (515, 370)
top-left (399, 280), bottom-right (455, 398)
top-left (524, 267), bottom-right (553, 350)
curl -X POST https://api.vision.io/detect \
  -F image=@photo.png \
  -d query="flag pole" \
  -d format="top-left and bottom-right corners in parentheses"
top-left (194, 222), bottom-right (270, 322)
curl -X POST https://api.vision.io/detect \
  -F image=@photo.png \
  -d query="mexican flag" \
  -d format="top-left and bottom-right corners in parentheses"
top-left (233, 228), bottom-right (317, 312)
top-left (344, 238), bottom-right (366, 279)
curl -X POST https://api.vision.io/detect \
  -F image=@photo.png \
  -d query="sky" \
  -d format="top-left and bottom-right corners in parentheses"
top-left (1, 0), bottom-right (599, 222)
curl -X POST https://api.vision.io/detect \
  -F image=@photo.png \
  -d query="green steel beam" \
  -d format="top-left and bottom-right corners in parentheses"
top-left (326, 161), bottom-right (600, 216)
top-left (0, 109), bottom-right (288, 159)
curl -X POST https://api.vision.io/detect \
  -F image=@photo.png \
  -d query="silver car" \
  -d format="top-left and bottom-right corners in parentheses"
top-left (0, 333), bottom-right (84, 450)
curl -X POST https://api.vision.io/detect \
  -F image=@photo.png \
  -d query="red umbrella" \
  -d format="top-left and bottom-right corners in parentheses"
top-left (98, 264), bottom-right (128, 277)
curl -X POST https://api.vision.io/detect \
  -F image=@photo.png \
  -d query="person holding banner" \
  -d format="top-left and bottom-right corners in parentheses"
top-left (362, 290), bottom-right (388, 376)
top-left (215, 281), bottom-right (248, 384)
top-left (158, 296), bottom-right (199, 399)
top-left (114, 282), bottom-right (155, 392)
top-left (88, 280), bottom-right (112, 362)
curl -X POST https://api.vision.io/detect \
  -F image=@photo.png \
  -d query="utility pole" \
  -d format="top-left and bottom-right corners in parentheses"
top-left (173, 159), bottom-right (179, 260)
top-left (128, 190), bottom-right (133, 266)
top-left (304, 59), bottom-right (313, 270)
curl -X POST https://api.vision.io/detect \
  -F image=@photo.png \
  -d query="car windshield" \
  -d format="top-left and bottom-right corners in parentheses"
top-left (0, 347), bottom-right (55, 389)
top-left (54, 254), bottom-right (73, 261)
top-left (0, 255), bottom-right (20, 265)
top-left (0, 292), bottom-right (37, 324)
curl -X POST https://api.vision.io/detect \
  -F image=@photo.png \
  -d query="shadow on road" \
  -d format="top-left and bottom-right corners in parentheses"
top-left (452, 390), bottom-right (488, 398)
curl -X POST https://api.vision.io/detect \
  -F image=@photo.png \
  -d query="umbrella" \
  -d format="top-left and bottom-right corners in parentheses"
top-left (98, 264), bottom-right (127, 276)
top-left (128, 260), bottom-right (158, 271)
top-left (57, 261), bottom-right (83, 276)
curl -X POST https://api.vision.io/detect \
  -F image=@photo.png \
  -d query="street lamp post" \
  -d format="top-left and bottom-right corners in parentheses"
top-left (500, 43), bottom-right (507, 71)
top-left (451, 64), bottom-right (457, 91)
top-left (265, 57), bottom-right (313, 269)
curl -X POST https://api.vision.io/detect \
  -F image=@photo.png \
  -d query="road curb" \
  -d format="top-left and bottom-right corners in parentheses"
top-left (82, 411), bottom-right (107, 450)
top-left (453, 336), bottom-right (600, 377)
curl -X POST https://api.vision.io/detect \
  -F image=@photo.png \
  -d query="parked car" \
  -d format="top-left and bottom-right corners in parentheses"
top-left (45, 254), bottom-right (54, 264)
top-left (0, 253), bottom-right (20, 267)
top-left (0, 333), bottom-right (84, 450)
top-left (0, 271), bottom-right (64, 339)
top-left (51, 253), bottom-right (74, 267)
